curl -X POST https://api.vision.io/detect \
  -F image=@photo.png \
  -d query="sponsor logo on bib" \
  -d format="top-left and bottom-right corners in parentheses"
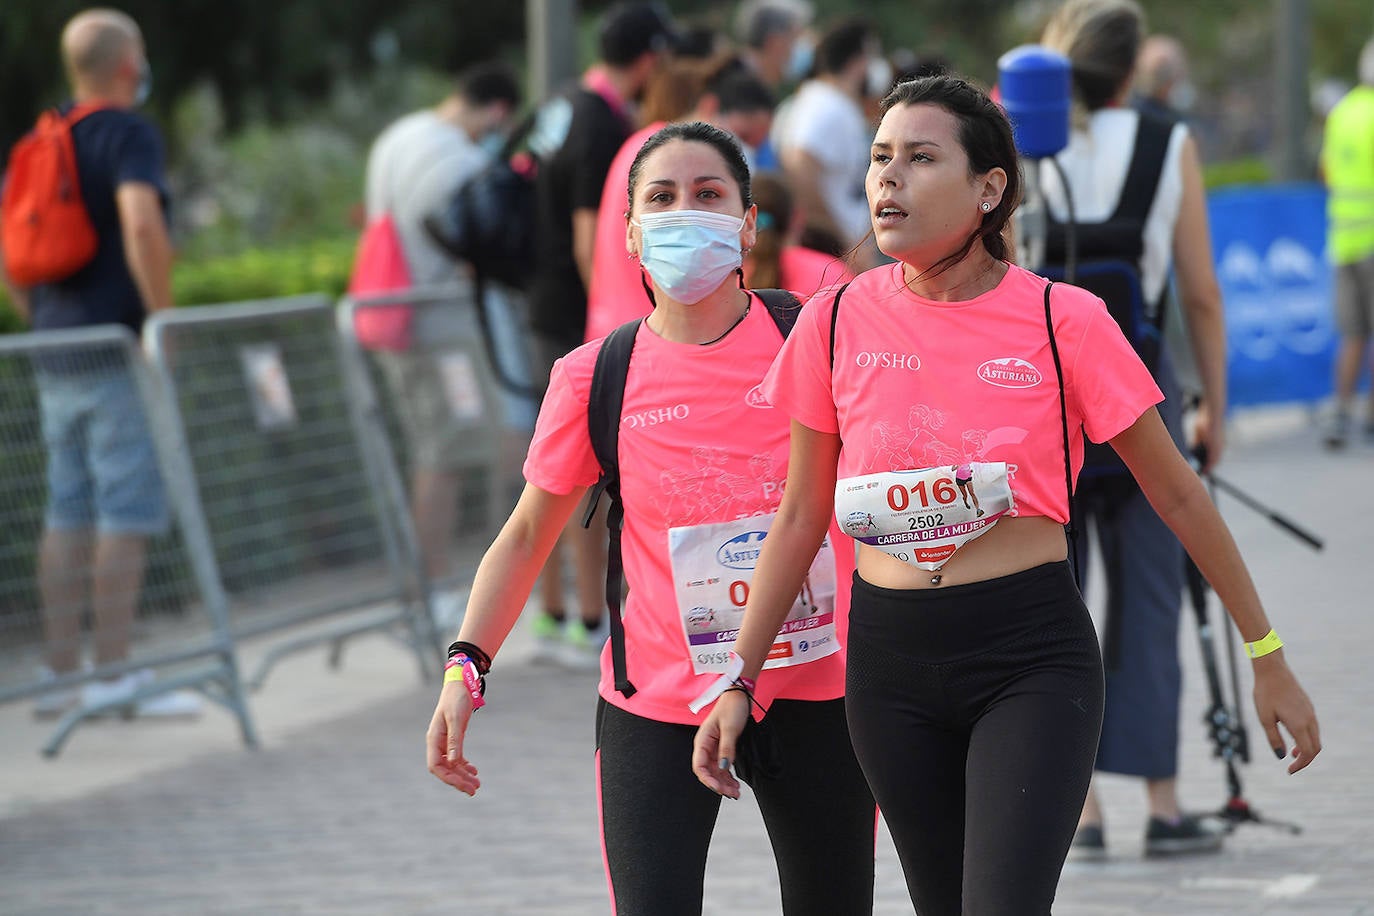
top-left (855, 351), bottom-right (921, 371)
top-left (716, 530), bottom-right (768, 569)
top-left (744, 385), bottom-right (772, 408)
top-left (843, 510), bottom-right (877, 534)
top-left (977, 357), bottom-right (1042, 389)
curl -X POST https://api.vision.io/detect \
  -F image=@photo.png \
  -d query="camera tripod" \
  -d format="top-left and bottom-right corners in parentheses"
top-left (1186, 468), bottom-right (1319, 836)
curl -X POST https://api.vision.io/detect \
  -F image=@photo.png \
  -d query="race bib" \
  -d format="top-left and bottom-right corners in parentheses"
top-left (668, 513), bottom-right (838, 677)
top-left (835, 463), bottom-right (1014, 570)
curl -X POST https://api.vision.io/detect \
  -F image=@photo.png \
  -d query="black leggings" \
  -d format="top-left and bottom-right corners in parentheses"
top-left (596, 697), bottom-right (876, 916)
top-left (845, 562), bottom-right (1103, 915)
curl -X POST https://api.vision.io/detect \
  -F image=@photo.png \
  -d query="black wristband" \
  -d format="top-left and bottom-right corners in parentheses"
top-left (447, 640), bottom-right (491, 675)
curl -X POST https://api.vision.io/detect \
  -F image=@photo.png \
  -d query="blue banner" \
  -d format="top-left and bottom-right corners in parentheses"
top-left (1209, 183), bottom-right (1336, 408)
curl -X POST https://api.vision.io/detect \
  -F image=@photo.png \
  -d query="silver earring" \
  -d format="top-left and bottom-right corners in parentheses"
top-left (981, 202), bottom-right (991, 212)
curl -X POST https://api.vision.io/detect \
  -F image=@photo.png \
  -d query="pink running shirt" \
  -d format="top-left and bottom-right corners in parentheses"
top-left (764, 262), bottom-right (1164, 523)
top-left (524, 295), bottom-right (851, 726)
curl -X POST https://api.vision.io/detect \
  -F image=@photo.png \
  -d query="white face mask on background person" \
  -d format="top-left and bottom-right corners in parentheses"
top-left (632, 209), bottom-right (746, 304)
top-left (786, 36), bottom-right (814, 83)
top-left (134, 60), bottom-right (152, 107)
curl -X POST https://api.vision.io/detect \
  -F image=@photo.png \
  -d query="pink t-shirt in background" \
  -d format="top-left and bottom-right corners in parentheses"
top-left (524, 295), bottom-right (851, 726)
top-left (584, 124), bottom-right (663, 344)
top-left (764, 262), bottom-right (1163, 523)
top-left (778, 245), bottom-right (853, 302)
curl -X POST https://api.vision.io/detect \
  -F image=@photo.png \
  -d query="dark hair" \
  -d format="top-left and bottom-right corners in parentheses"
top-left (625, 121), bottom-right (753, 213)
top-left (746, 173), bottom-right (793, 289)
top-left (599, 2), bottom-right (680, 67)
top-left (459, 61), bottom-right (522, 109)
top-left (814, 17), bottom-right (872, 77)
top-left (879, 74), bottom-right (1021, 271)
top-left (710, 70), bottom-right (776, 115)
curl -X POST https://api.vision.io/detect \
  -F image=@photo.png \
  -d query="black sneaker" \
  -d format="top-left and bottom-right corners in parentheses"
top-left (1144, 814), bottom-right (1227, 856)
top-left (1069, 824), bottom-right (1107, 861)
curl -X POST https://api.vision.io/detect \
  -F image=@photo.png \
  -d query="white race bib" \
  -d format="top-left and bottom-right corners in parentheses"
top-left (835, 463), bottom-right (1014, 570)
top-left (668, 513), bottom-right (838, 677)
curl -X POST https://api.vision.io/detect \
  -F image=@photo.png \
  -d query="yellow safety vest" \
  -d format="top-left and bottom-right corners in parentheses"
top-left (1322, 85), bottom-right (1374, 264)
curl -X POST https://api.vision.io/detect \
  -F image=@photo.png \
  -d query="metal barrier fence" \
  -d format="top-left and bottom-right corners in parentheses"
top-left (143, 295), bottom-right (441, 690)
top-left (0, 324), bottom-right (257, 756)
top-left (337, 282), bottom-right (539, 605)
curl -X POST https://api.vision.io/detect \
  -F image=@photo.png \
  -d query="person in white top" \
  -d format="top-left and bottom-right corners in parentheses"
top-left (773, 16), bottom-right (881, 266)
top-left (1038, 0), bottom-right (1231, 859)
top-left (362, 63), bottom-right (521, 628)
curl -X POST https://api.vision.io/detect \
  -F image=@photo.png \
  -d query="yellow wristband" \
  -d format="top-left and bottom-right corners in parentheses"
top-left (443, 664), bottom-right (466, 684)
top-left (1244, 629), bottom-right (1284, 659)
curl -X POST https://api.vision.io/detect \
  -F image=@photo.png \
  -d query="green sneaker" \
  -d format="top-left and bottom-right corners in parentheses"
top-left (560, 621), bottom-right (605, 671)
top-left (530, 612), bottom-right (565, 664)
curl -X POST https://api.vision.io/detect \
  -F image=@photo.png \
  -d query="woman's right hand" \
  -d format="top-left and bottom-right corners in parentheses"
top-left (426, 682), bottom-right (481, 795)
top-left (692, 689), bottom-right (752, 799)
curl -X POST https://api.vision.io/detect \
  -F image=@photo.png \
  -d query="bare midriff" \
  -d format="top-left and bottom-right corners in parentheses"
top-left (855, 515), bottom-right (1068, 589)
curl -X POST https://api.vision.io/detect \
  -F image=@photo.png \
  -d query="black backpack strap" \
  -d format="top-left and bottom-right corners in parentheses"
top-left (1043, 281), bottom-right (1082, 588)
top-left (752, 288), bottom-right (802, 338)
top-left (1111, 113), bottom-right (1173, 224)
top-left (828, 282), bottom-right (850, 369)
top-left (584, 318), bottom-right (642, 698)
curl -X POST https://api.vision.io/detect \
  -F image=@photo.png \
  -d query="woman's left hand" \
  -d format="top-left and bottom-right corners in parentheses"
top-left (1251, 653), bottom-right (1321, 774)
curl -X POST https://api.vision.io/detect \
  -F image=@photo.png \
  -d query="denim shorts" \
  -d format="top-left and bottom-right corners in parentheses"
top-left (37, 366), bottom-right (168, 535)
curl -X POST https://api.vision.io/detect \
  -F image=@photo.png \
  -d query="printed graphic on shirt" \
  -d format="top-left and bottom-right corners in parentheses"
top-left (863, 404), bottom-right (999, 472)
top-left (669, 512), bottom-right (838, 675)
top-left (835, 462), bottom-right (1015, 569)
top-left (650, 447), bottom-right (784, 527)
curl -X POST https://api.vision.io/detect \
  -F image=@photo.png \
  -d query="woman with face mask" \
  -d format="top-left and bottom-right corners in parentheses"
top-left (425, 121), bottom-right (876, 915)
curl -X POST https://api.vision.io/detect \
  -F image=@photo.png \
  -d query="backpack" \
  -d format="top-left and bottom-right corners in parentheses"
top-left (583, 289), bottom-right (802, 698)
top-left (1036, 112), bottom-right (1174, 479)
top-left (347, 212), bottom-right (415, 351)
top-left (1, 104), bottom-right (107, 287)
top-left (423, 111), bottom-right (539, 293)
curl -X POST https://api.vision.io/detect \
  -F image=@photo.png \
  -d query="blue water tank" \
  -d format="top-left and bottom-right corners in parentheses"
top-left (997, 45), bottom-right (1071, 159)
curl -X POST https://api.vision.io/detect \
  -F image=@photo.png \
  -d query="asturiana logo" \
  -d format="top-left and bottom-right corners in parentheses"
top-left (717, 531), bottom-right (767, 569)
top-left (977, 357), bottom-right (1042, 389)
top-left (745, 385), bottom-right (772, 408)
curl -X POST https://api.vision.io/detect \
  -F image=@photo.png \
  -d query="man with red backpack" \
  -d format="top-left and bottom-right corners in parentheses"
top-left (0, 9), bottom-right (199, 720)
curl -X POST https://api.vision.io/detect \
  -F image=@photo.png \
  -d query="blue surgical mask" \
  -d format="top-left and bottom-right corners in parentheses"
top-left (478, 130), bottom-right (506, 158)
top-left (786, 37), bottom-right (814, 83)
top-left (134, 61), bottom-right (152, 107)
top-left (632, 209), bottom-right (746, 304)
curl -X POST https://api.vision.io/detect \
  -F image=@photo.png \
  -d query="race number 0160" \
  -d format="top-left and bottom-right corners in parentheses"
top-left (886, 478), bottom-right (958, 511)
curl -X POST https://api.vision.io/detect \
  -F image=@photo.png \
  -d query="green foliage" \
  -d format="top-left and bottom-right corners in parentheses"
top-left (1204, 157), bottom-right (1273, 190)
top-left (0, 237), bottom-right (356, 329)
top-left (0, 0), bottom-right (527, 154)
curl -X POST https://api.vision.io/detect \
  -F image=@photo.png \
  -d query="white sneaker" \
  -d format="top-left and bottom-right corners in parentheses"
top-left (81, 669), bottom-right (203, 719)
top-left (429, 587), bottom-right (468, 633)
top-left (32, 665), bottom-right (82, 720)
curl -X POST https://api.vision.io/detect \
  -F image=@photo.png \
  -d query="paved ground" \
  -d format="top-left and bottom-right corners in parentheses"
top-left (1, 408), bottom-right (1371, 915)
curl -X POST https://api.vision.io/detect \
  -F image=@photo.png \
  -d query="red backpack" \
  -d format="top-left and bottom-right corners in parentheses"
top-left (1, 104), bottom-right (107, 287)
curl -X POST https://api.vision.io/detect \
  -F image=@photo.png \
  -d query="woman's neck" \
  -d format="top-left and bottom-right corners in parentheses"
top-left (646, 283), bottom-right (752, 345)
top-left (901, 251), bottom-right (1005, 302)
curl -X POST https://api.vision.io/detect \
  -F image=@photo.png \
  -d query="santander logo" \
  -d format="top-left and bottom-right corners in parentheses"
top-left (977, 357), bottom-right (1042, 389)
top-left (745, 384), bottom-right (772, 408)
